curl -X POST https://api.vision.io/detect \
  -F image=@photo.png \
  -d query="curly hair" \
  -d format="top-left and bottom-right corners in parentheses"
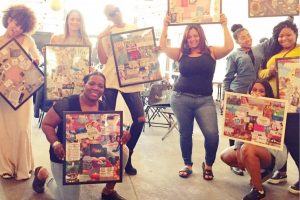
top-left (2, 4), bottom-right (37, 34)
top-left (272, 20), bottom-right (298, 53)
top-left (261, 20), bottom-right (298, 69)
top-left (180, 24), bottom-right (211, 56)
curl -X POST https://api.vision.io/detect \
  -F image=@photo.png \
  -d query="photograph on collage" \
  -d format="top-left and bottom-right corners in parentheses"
top-left (0, 39), bottom-right (44, 110)
top-left (168, 0), bottom-right (221, 25)
top-left (249, 0), bottom-right (299, 17)
top-left (110, 27), bottom-right (162, 87)
top-left (63, 111), bottom-right (123, 185)
top-left (223, 92), bottom-right (288, 150)
top-left (277, 56), bottom-right (300, 113)
top-left (45, 44), bottom-right (91, 100)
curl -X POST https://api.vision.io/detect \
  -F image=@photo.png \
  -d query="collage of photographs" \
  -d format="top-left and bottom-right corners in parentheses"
top-left (64, 112), bottom-right (123, 185)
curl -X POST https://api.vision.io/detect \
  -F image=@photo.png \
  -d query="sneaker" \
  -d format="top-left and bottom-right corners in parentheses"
top-left (288, 181), bottom-right (300, 195)
top-left (230, 167), bottom-right (244, 176)
top-left (32, 167), bottom-right (48, 193)
top-left (243, 188), bottom-right (266, 200)
top-left (267, 171), bottom-right (287, 184)
top-left (260, 170), bottom-right (272, 183)
top-left (101, 190), bottom-right (126, 200)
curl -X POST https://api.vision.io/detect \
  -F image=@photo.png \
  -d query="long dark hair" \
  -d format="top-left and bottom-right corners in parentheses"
top-left (247, 79), bottom-right (274, 98)
top-left (261, 20), bottom-right (298, 69)
top-left (180, 24), bottom-right (210, 55)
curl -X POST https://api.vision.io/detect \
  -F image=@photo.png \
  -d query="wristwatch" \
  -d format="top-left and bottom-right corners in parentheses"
top-left (51, 141), bottom-right (61, 148)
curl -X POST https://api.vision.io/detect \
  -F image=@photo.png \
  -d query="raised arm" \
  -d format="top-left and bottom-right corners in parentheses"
top-left (210, 14), bottom-right (234, 60)
top-left (97, 26), bottom-right (112, 64)
top-left (159, 15), bottom-right (181, 61)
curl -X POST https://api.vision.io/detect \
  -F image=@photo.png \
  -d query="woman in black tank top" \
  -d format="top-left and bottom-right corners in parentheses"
top-left (159, 14), bottom-right (234, 180)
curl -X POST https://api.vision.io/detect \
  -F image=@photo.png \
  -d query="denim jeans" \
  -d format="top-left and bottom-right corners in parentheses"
top-left (170, 91), bottom-right (219, 166)
top-left (47, 146), bottom-right (129, 200)
top-left (49, 162), bottom-right (80, 200)
top-left (104, 88), bottom-right (145, 151)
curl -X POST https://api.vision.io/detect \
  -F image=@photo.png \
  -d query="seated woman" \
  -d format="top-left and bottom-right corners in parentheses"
top-left (220, 79), bottom-right (288, 200)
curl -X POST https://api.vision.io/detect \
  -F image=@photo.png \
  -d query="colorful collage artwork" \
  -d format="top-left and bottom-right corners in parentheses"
top-left (277, 57), bottom-right (300, 113)
top-left (249, 0), bottom-right (299, 17)
top-left (45, 45), bottom-right (91, 100)
top-left (110, 27), bottom-right (162, 87)
top-left (63, 111), bottom-right (123, 185)
top-left (168, 0), bottom-right (221, 25)
top-left (0, 39), bottom-right (44, 110)
top-left (223, 92), bottom-right (288, 150)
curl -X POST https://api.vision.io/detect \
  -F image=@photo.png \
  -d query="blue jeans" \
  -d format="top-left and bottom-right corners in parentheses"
top-left (50, 162), bottom-right (80, 200)
top-left (170, 91), bottom-right (219, 166)
top-left (104, 88), bottom-right (145, 151)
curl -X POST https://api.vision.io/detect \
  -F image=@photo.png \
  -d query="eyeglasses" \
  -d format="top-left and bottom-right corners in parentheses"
top-left (108, 8), bottom-right (120, 18)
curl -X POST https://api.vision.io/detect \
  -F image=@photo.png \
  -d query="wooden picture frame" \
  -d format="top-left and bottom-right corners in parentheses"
top-left (110, 27), bottom-right (162, 87)
top-left (63, 111), bottom-right (123, 185)
top-left (276, 57), bottom-right (300, 113)
top-left (249, 0), bottom-right (299, 18)
top-left (45, 44), bottom-right (91, 100)
top-left (223, 92), bottom-right (288, 151)
top-left (168, 0), bottom-right (222, 25)
top-left (0, 39), bottom-right (44, 110)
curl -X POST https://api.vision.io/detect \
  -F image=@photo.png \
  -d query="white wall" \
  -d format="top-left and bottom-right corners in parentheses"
top-left (1, 0), bottom-right (299, 81)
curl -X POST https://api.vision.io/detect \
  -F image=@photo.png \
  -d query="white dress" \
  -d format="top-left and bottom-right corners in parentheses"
top-left (0, 34), bottom-right (40, 180)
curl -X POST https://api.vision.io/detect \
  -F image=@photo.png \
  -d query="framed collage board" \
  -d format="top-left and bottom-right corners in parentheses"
top-left (249, 0), bottom-right (299, 17)
top-left (0, 39), bottom-right (44, 110)
top-left (63, 111), bottom-right (123, 185)
top-left (110, 27), bottom-right (162, 87)
top-left (168, 0), bottom-right (222, 25)
top-left (223, 92), bottom-right (288, 150)
top-left (45, 44), bottom-right (91, 100)
top-left (277, 57), bottom-right (300, 113)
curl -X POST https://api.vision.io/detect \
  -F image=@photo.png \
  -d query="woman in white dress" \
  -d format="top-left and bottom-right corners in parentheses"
top-left (0, 4), bottom-right (40, 180)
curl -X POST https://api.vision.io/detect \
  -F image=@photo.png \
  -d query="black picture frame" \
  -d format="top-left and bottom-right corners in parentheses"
top-left (110, 27), bottom-right (162, 87)
top-left (45, 44), bottom-right (91, 101)
top-left (63, 111), bottom-right (123, 185)
top-left (0, 39), bottom-right (44, 110)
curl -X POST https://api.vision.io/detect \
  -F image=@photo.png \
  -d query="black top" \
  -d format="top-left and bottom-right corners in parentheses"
top-left (173, 54), bottom-right (216, 95)
top-left (49, 95), bottom-right (108, 163)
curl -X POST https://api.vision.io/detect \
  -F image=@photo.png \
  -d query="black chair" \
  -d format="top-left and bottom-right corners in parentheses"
top-left (144, 81), bottom-right (177, 132)
top-left (34, 85), bottom-right (53, 128)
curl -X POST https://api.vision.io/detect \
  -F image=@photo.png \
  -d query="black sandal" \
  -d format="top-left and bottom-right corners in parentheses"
top-left (202, 162), bottom-right (214, 181)
top-left (32, 166), bottom-right (46, 193)
top-left (179, 166), bottom-right (193, 178)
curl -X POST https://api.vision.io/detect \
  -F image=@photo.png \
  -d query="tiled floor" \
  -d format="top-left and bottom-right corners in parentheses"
top-left (0, 103), bottom-right (299, 200)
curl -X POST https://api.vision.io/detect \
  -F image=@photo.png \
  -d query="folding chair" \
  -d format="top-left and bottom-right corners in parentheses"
top-left (145, 81), bottom-right (178, 136)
